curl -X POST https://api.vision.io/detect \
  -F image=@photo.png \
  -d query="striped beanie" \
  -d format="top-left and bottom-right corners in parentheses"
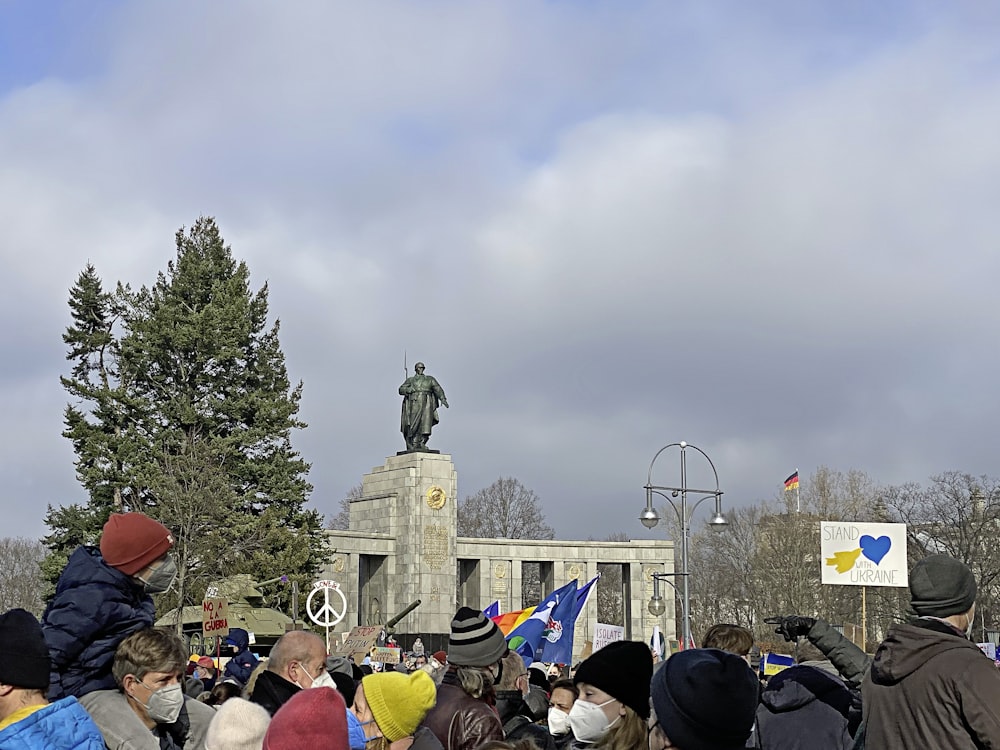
top-left (448, 607), bottom-right (508, 667)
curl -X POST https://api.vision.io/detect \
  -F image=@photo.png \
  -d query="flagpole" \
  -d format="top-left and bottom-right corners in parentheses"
top-left (796, 467), bottom-right (800, 513)
top-left (861, 585), bottom-right (867, 652)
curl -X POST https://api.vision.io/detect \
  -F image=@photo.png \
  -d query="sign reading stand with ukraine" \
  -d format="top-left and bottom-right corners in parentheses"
top-left (820, 522), bottom-right (908, 587)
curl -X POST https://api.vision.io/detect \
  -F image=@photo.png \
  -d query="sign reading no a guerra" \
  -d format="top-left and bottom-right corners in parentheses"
top-left (820, 522), bottom-right (908, 587)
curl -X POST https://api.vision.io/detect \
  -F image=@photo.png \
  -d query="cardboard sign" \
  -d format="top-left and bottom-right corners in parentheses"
top-left (820, 522), bottom-right (908, 587)
top-left (593, 623), bottom-right (625, 652)
top-left (334, 625), bottom-right (383, 662)
top-left (202, 598), bottom-right (229, 636)
top-left (372, 647), bottom-right (401, 664)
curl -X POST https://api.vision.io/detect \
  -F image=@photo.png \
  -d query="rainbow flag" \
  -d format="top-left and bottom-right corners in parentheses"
top-left (491, 607), bottom-right (535, 636)
top-left (784, 471), bottom-right (799, 491)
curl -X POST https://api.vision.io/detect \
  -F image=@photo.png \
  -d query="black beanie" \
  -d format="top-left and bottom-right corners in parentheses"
top-left (909, 554), bottom-right (977, 617)
top-left (573, 640), bottom-right (652, 719)
top-left (651, 648), bottom-right (758, 750)
top-left (0, 608), bottom-right (51, 690)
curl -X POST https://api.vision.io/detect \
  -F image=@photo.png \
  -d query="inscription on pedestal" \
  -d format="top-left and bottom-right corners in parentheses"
top-left (423, 524), bottom-right (449, 570)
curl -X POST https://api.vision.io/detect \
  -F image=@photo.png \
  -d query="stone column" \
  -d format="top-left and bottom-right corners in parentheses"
top-left (361, 453), bottom-right (458, 635)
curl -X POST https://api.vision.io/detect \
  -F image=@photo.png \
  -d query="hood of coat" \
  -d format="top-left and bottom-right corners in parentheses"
top-left (760, 665), bottom-right (849, 712)
top-left (226, 627), bottom-right (251, 652)
top-left (870, 620), bottom-right (979, 685)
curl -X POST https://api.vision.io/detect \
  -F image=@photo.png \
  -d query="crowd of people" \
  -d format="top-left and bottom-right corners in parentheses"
top-left (3, 510), bottom-right (1000, 749)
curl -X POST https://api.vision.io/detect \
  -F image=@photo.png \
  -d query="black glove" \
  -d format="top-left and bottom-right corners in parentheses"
top-left (764, 615), bottom-right (816, 642)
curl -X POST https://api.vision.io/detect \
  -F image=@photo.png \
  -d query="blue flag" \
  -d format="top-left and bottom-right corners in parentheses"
top-left (537, 575), bottom-right (598, 664)
top-left (482, 601), bottom-right (500, 619)
top-left (507, 580), bottom-right (578, 665)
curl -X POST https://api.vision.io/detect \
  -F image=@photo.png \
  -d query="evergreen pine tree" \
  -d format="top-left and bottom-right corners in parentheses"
top-left (45, 218), bottom-right (325, 613)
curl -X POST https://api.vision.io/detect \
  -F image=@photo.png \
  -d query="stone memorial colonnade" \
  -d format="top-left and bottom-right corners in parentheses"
top-left (320, 451), bottom-right (675, 659)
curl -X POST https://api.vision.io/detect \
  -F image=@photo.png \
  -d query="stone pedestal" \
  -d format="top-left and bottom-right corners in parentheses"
top-left (356, 452), bottom-right (458, 636)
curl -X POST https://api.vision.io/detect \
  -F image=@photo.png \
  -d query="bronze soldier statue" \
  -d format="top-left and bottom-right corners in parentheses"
top-left (399, 362), bottom-right (449, 451)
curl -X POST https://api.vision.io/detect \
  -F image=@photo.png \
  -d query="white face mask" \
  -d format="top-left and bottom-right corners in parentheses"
top-left (568, 698), bottom-right (619, 742)
top-left (294, 662), bottom-right (336, 690)
top-left (134, 681), bottom-right (185, 724)
top-left (548, 707), bottom-right (570, 736)
top-left (965, 611), bottom-right (976, 640)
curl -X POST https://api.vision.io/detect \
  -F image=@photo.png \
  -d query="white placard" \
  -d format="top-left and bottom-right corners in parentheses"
top-left (593, 623), bottom-right (625, 652)
top-left (820, 522), bottom-right (908, 587)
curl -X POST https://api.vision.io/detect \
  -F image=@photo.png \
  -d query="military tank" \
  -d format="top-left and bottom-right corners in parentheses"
top-left (155, 574), bottom-right (299, 656)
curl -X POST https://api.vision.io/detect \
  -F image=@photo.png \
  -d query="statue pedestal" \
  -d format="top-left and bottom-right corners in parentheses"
top-left (355, 453), bottom-right (458, 636)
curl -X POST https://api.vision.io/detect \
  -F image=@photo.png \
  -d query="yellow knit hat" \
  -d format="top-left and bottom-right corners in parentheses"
top-left (362, 670), bottom-right (437, 742)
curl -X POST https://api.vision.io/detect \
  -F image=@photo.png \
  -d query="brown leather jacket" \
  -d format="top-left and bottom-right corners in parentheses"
top-left (420, 678), bottom-right (503, 750)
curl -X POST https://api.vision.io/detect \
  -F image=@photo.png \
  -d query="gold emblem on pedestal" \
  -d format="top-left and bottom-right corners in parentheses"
top-left (426, 486), bottom-right (447, 510)
top-left (494, 563), bottom-right (507, 578)
top-left (332, 557), bottom-right (345, 573)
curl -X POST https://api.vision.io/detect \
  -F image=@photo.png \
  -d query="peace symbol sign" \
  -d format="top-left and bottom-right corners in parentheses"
top-left (307, 580), bottom-right (348, 628)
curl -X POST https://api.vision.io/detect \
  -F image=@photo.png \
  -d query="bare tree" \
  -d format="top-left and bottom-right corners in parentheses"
top-left (326, 484), bottom-right (363, 531)
top-left (884, 472), bottom-right (1000, 640)
top-left (594, 533), bottom-right (628, 625)
top-left (458, 477), bottom-right (555, 539)
top-left (0, 537), bottom-right (46, 614)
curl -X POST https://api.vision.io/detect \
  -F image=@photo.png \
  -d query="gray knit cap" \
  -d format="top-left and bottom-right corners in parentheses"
top-left (909, 554), bottom-right (977, 617)
top-left (448, 607), bottom-right (508, 666)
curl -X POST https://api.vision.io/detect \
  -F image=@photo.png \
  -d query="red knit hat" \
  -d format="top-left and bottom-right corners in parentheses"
top-left (263, 687), bottom-right (348, 750)
top-left (100, 513), bottom-right (174, 575)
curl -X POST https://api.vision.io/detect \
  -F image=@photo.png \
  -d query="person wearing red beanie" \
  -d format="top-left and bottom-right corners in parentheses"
top-left (263, 687), bottom-right (349, 750)
top-left (42, 512), bottom-right (176, 699)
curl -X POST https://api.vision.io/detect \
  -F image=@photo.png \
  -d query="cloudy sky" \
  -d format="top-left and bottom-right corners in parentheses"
top-left (3, 1), bottom-right (1000, 543)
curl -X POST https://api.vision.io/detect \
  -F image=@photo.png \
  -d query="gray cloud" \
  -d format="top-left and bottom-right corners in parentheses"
top-left (2, 4), bottom-right (1000, 543)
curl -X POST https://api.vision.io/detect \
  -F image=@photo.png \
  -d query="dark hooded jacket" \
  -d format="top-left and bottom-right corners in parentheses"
top-left (41, 546), bottom-right (155, 700)
top-left (222, 627), bottom-right (259, 686)
top-left (755, 665), bottom-right (855, 750)
top-left (861, 618), bottom-right (1000, 749)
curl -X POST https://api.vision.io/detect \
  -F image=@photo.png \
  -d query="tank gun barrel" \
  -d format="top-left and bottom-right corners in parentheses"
top-left (256, 576), bottom-right (290, 588)
top-left (385, 600), bottom-right (421, 634)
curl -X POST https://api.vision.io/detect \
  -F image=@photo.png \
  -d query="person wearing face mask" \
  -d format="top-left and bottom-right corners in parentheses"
top-left (42, 512), bottom-right (177, 700)
top-left (351, 669), bottom-right (441, 750)
top-left (249, 630), bottom-right (331, 716)
top-left (419, 607), bottom-right (508, 750)
top-left (493, 650), bottom-right (553, 750)
top-left (547, 679), bottom-right (578, 750)
top-left (78, 627), bottom-right (217, 750)
top-left (860, 554), bottom-right (1000, 749)
top-left (222, 628), bottom-right (260, 687)
top-left (568, 641), bottom-right (651, 750)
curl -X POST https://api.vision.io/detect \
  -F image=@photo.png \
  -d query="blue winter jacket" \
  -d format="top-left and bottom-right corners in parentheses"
top-left (0, 697), bottom-right (105, 750)
top-left (222, 627), bottom-right (259, 685)
top-left (41, 546), bottom-right (156, 700)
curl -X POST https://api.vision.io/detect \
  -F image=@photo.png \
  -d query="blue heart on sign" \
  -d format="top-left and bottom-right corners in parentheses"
top-left (860, 535), bottom-right (891, 565)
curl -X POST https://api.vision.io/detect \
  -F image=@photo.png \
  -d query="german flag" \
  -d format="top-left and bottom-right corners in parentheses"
top-left (784, 471), bottom-right (799, 491)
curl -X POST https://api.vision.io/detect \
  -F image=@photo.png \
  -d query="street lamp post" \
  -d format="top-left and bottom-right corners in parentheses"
top-left (639, 441), bottom-right (728, 648)
top-left (648, 572), bottom-right (687, 624)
